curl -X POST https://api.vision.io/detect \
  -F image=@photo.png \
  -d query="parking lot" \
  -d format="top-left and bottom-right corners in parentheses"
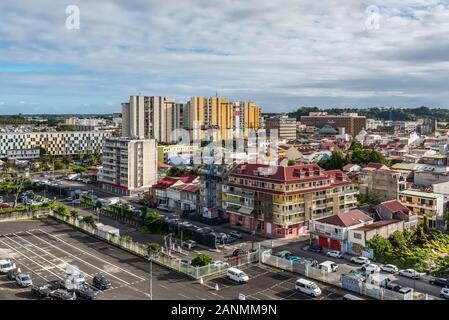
top-left (205, 264), bottom-right (347, 300)
top-left (0, 218), bottom-right (354, 300)
top-left (0, 219), bottom-right (222, 300)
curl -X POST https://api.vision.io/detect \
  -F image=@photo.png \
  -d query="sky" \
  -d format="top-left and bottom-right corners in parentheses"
top-left (1, 0), bottom-right (449, 114)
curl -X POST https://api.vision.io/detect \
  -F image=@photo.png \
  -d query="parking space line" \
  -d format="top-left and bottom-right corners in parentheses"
top-left (0, 238), bottom-right (63, 281)
top-left (3, 234), bottom-right (79, 279)
top-left (26, 231), bottom-right (131, 285)
top-left (36, 229), bottom-right (146, 281)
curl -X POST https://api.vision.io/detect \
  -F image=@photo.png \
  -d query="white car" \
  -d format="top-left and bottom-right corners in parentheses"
top-left (361, 263), bottom-right (381, 274)
top-left (213, 260), bottom-right (230, 268)
top-left (326, 250), bottom-right (343, 259)
top-left (181, 221), bottom-right (193, 228)
top-left (398, 269), bottom-right (420, 279)
top-left (350, 256), bottom-right (371, 264)
top-left (380, 264), bottom-right (399, 273)
top-left (16, 273), bottom-right (33, 287)
top-left (440, 288), bottom-right (449, 299)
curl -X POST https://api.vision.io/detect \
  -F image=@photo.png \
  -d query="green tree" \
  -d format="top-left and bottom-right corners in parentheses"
top-left (318, 150), bottom-right (347, 170)
top-left (144, 211), bottom-right (162, 232)
top-left (349, 140), bottom-right (363, 152)
top-left (423, 216), bottom-right (430, 234)
top-left (70, 210), bottom-right (79, 218)
top-left (191, 253), bottom-right (213, 267)
top-left (55, 205), bottom-right (69, 217)
top-left (147, 242), bottom-right (161, 253)
top-left (287, 159), bottom-right (296, 166)
top-left (367, 234), bottom-right (394, 261)
top-left (389, 231), bottom-right (408, 250)
top-left (82, 215), bottom-right (95, 224)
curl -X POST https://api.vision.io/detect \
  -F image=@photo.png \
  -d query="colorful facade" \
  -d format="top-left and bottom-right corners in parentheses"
top-left (223, 163), bottom-right (358, 238)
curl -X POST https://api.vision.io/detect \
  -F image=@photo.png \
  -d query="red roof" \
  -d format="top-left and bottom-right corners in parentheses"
top-left (363, 162), bottom-right (390, 171)
top-left (354, 219), bottom-right (402, 231)
top-left (314, 210), bottom-right (372, 228)
top-left (379, 200), bottom-right (413, 217)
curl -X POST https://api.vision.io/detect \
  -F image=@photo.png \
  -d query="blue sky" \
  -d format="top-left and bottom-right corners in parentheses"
top-left (1, 0), bottom-right (449, 114)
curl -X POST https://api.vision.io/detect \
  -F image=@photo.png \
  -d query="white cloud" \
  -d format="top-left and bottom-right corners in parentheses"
top-left (1, 0), bottom-right (449, 113)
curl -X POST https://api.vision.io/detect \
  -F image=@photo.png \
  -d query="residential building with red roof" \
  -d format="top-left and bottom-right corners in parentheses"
top-left (374, 200), bottom-right (418, 229)
top-left (348, 219), bottom-right (404, 254)
top-left (224, 163), bottom-right (358, 238)
top-left (309, 209), bottom-right (372, 252)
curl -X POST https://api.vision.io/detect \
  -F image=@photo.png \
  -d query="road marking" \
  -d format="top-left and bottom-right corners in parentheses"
top-left (178, 293), bottom-right (190, 299)
top-left (9, 232), bottom-right (95, 280)
top-left (26, 231), bottom-right (131, 285)
top-left (0, 238), bottom-right (62, 281)
top-left (36, 228), bottom-right (146, 281)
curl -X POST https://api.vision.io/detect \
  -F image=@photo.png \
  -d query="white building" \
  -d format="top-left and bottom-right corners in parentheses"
top-left (6, 148), bottom-right (40, 160)
top-left (99, 137), bottom-right (157, 196)
top-left (0, 131), bottom-right (110, 157)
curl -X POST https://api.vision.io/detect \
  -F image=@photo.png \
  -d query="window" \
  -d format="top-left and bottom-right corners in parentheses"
top-left (353, 233), bottom-right (362, 240)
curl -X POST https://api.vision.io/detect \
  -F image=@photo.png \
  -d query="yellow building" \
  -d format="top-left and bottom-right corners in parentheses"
top-left (185, 97), bottom-right (261, 140)
top-left (398, 189), bottom-right (444, 229)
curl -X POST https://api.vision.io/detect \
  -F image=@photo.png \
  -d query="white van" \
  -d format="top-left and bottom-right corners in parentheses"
top-left (318, 260), bottom-right (338, 273)
top-left (367, 273), bottom-right (392, 287)
top-left (0, 259), bottom-right (15, 274)
top-left (227, 267), bottom-right (249, 284)
top-left (295, 278), bottom-right (322, 297)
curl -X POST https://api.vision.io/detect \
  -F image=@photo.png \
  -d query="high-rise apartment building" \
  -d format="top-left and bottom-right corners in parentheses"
top-left (121, 95), bottom-right (180, 143)
top-left (223, 163), bottom-right (358, 238)
top-left (184, 97), bottom-right (261, 140)
top-left (99, 138), bottom-right (157, 196)
top-left (300, 112), bottom-right (366, 137)
top-left (265, 115), bottom-right (297, 141)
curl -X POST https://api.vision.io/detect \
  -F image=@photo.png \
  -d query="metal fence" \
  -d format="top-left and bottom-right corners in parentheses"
top-left (260, 251), bottom-right (424, 300)
top-left (47, 211), bottom-right (259, 280)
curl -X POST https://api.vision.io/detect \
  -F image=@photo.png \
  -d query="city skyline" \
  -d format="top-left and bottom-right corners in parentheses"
top-left (2, 1), bottom-right (449, 114)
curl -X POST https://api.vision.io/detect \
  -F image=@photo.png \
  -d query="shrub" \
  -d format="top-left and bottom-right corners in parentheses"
top-left (191, 253), bottom-right (213, 267)
top-left (82, 215), bottom-right (95, 224)
top-left (147, 242), bottom-right (161, 253)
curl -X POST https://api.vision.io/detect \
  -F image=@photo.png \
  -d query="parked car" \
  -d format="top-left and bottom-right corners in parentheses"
top-left (361, 263), bottom-right (381, 274)
top-left (31, 283), bottom-right (52, 298)
top-left (229, 231), bottom-right (243, 239)
top-left (0, 259), bottom-right (16, 273)
top-left (49, 290), bottom-right (75, 300)
top-left (180, 259), bottom-right (191, 266)
top-left (75, 286), bottom-right (98, 300)
top-left (429, 277), bottom-right (449, 287)
top-left (183, 240), bottom-right (196, 249)
top-left (318, 261), bottom-right (338, 273)
top-left (232, 249), bottom-right (247, 257)
top-left (385, 282), bottom-right (403, 292)
top-left (326, 250), bottom-right (343, 259)
top-left (48, 279), bottom-right (67, 291)
top-left (213, 261), bottom-right (230, 268)
top-left (398, 269), bottom-right (420, 279)
top-left (132, 210), bottom-right (143, 218)
top-left (295, 278), bottom-right (322, 297)
top-left (92, 275), bottom-right (111, 290)
top-left (0, 203), bottom-right (12, 208)
top-left (380, 264), bottom-right (399, 274)
top-left (181, 221), bottom-right (193, 228)
top-left (7, 268), bottom-right (21, 280)
top-left (287, 255), bottom-right (301, 263)
top-left (350, 256), bottom-right (371, 265)
top-left (227, 267), bottom-right (249, 284)
top-left (274, 250), bottom-right (292, 259)
top-left (398, 287), bottom-right (413, 295)
top-left (16, 273), bottom-right (33, 287)
top-left (308, 245), bottom-right (323, 253)
top-left (440, 288), bottom-right (449, 299)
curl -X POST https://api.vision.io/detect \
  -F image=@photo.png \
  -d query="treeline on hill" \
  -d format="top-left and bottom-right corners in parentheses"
top-left (288, 106), bottom-right (447, 121)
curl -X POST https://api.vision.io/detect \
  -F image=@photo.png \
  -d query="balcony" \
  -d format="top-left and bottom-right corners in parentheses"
top-left (273, 208), bottom-right (305, 215)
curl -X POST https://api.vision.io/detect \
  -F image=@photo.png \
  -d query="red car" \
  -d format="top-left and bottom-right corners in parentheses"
top-left (0, 203), bottom-right (12, 208)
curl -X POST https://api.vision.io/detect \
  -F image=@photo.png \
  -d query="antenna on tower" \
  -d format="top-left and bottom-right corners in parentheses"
top-left (215, 90), bottom-right (218, 98)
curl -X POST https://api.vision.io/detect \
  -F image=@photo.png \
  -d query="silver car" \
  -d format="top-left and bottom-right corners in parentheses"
top-left (16, 273), bottom-right (33, 287)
